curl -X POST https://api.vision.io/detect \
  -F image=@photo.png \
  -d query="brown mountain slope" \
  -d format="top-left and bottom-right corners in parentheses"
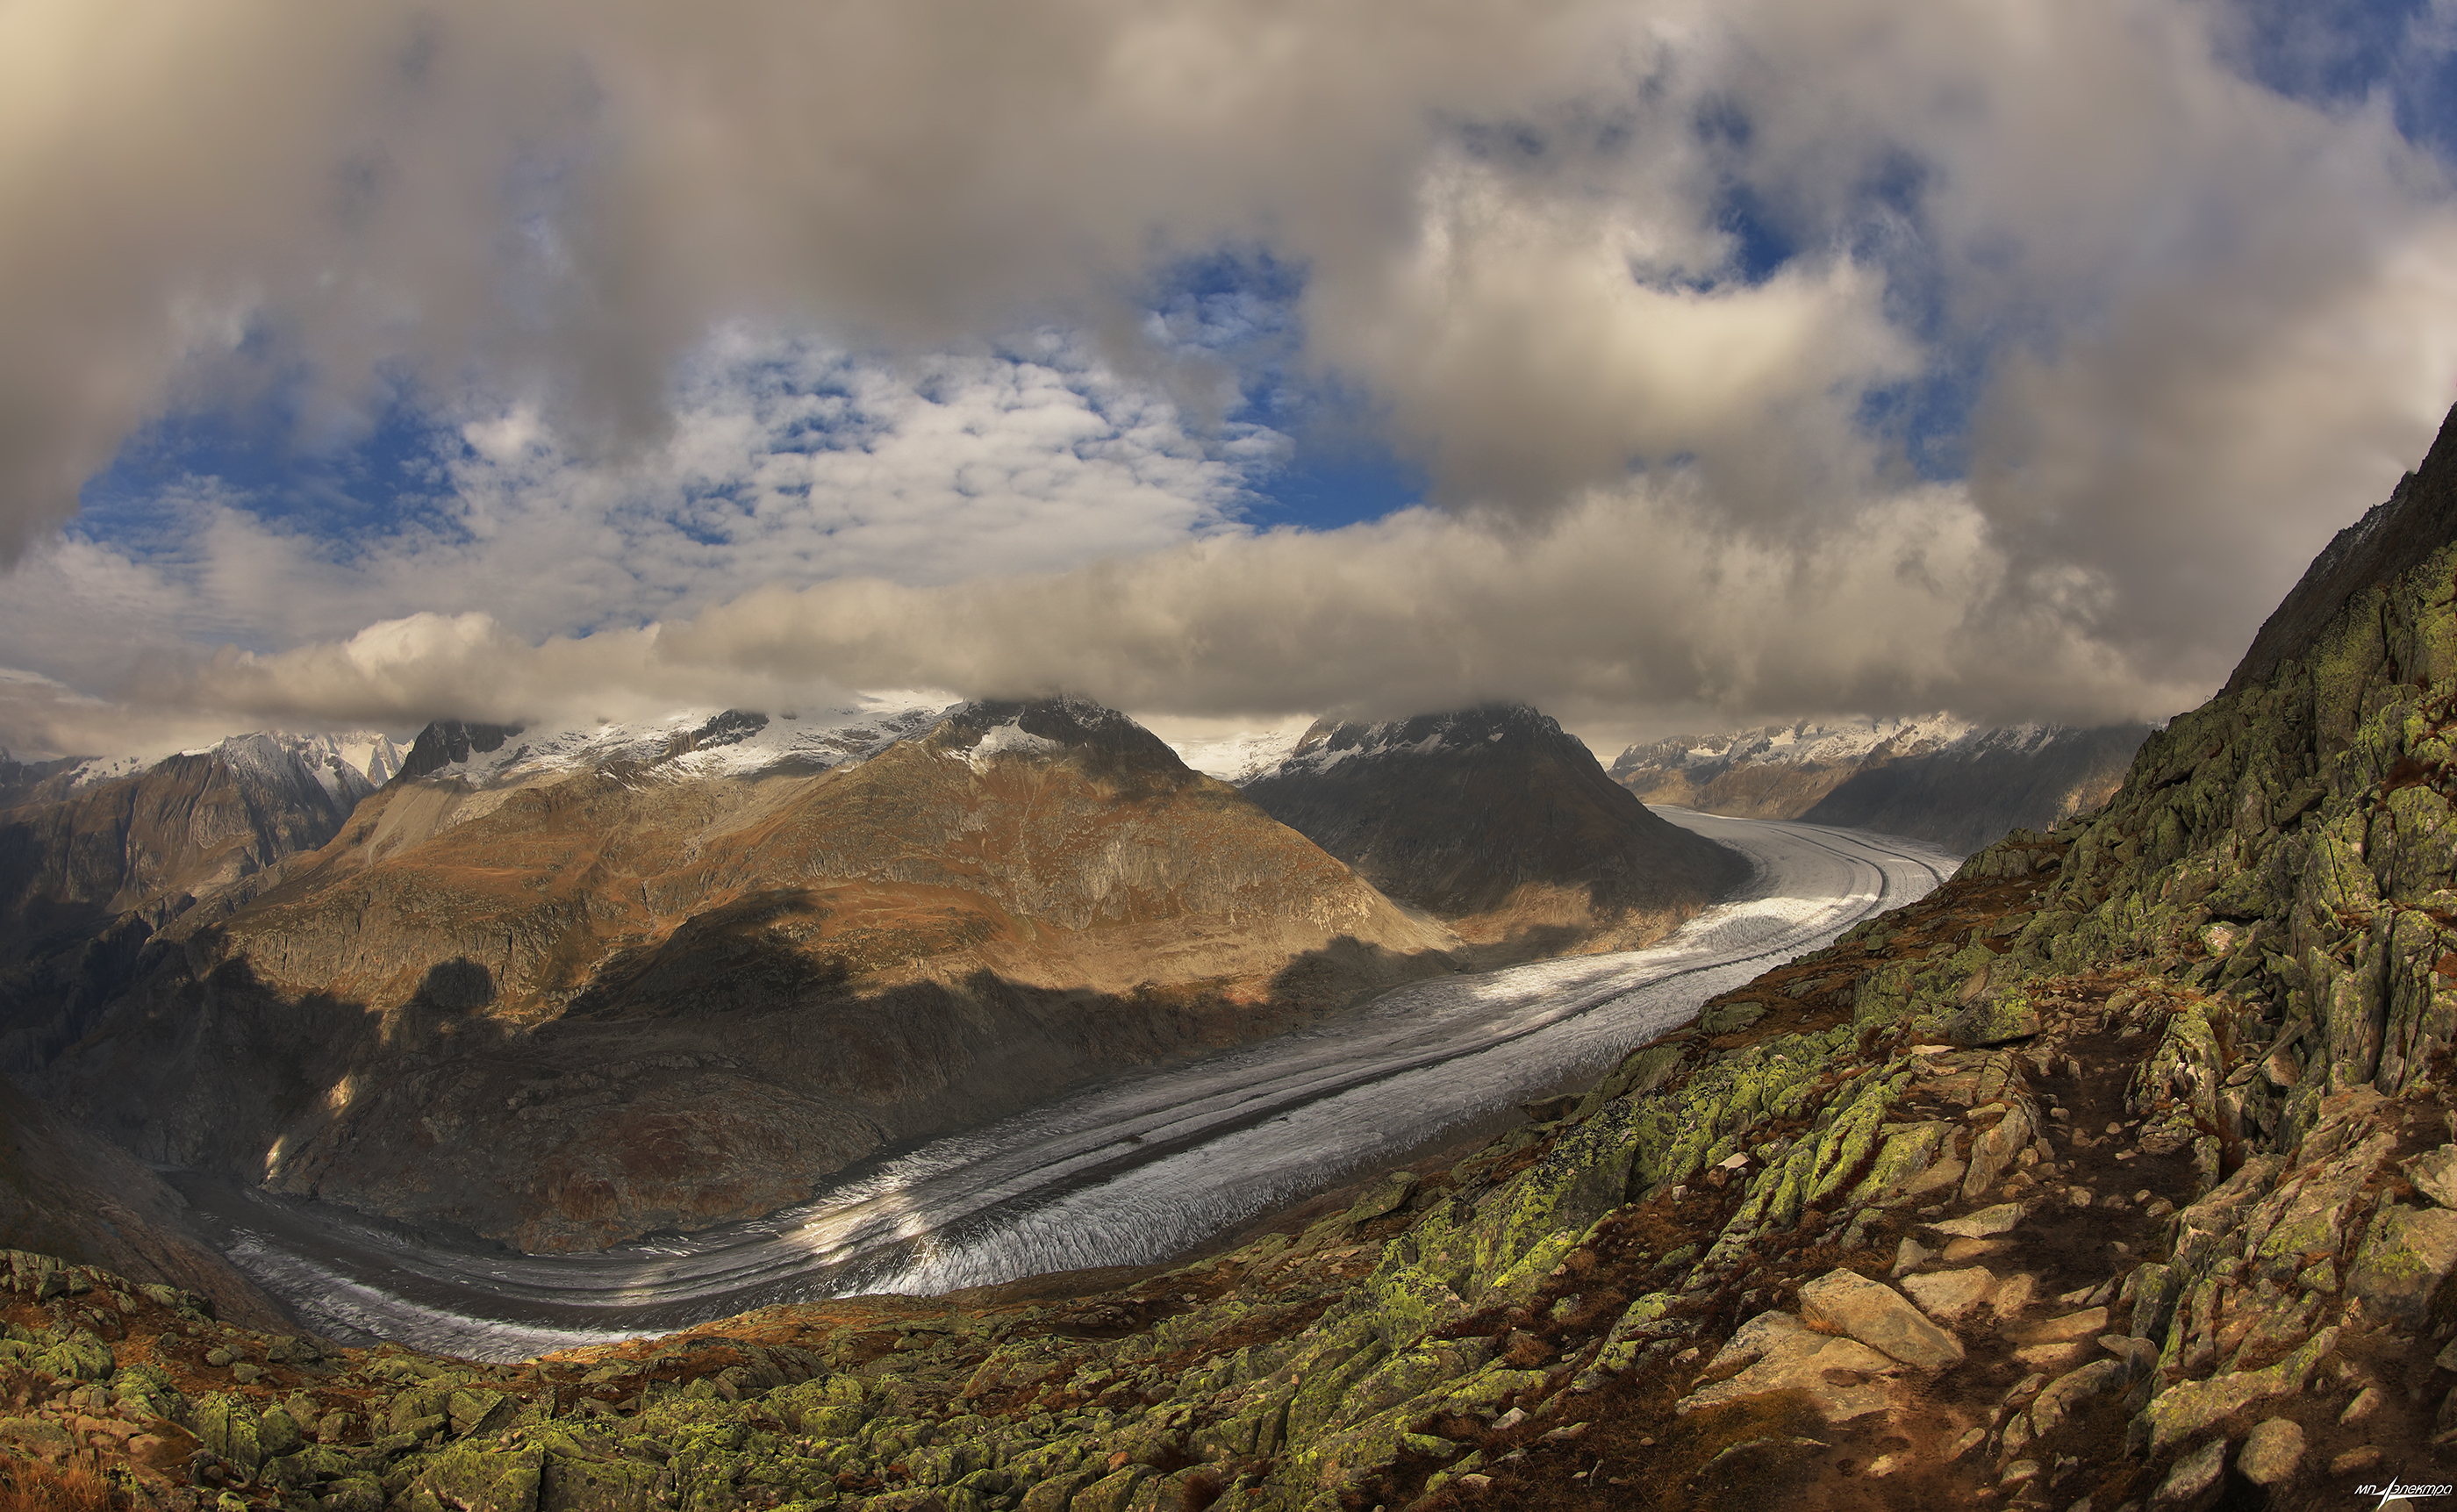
top-left (36, 698), bottom-right (1460, 1252)
top-left (1243, 704), bottom-right (1746, 957)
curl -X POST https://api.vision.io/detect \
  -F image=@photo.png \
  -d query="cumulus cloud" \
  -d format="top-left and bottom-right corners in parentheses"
top-left (3, 0), bottom-right (2456, 753)
top-left (0, 338), bottom-right (1258, 699)
top-left (87, 479), bottom-right (2196, 758)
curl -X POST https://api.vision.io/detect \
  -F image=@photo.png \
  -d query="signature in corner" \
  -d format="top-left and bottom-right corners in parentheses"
top-left (2356, 1475), bottom-right (2455, 1509)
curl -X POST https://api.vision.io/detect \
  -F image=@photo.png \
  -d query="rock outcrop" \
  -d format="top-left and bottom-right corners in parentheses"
top-left (1243, 704), bottom-right (1747, 957)
top-left (0, 732), bottom-right (398, 1081)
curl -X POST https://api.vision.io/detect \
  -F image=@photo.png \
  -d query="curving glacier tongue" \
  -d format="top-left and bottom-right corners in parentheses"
top-left (174, 810), bottom-right (1953, 1363)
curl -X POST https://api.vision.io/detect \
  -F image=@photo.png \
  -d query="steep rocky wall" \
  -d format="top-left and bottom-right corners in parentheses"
top-left (0, 749), bottom-right (364, 952)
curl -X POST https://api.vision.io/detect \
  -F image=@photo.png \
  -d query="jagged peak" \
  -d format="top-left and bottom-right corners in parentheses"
top-left (398, 720), bottom-right (526, 783)
top-left (1267, 703), bottom-right (1573, 777)
top-left (934, 696), bottom-right (1193, 779)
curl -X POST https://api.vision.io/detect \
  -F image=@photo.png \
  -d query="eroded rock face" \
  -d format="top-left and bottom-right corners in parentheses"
top-left (0, 734), bottom-right (392, 1082)
top-left (1797, 1268), bottom-right (1965, 1370)
top-left (1675, 1311), bottom-right (1895, 1423)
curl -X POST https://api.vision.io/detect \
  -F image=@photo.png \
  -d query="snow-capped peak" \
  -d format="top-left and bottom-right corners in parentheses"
top-left (400, 699), bottom-right (952, 789)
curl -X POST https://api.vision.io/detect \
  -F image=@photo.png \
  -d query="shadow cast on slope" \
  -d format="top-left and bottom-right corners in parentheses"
top-left (25, 914), bottom-right (1474, 1255)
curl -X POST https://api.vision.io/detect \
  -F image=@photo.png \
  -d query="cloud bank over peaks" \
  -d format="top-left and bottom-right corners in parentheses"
top-left (4, 0), bottom-right (2457, 752)
top-left (79, 475), bottom-right (2198, 758)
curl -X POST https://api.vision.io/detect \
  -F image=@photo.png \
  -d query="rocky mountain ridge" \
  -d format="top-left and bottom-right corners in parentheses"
top-left (1243, 705), bottom-right (1747, 959)
top-left (0, 731), bottom-right (412, 1083)
top-left (1611, 716), bottom-right (2150, 853)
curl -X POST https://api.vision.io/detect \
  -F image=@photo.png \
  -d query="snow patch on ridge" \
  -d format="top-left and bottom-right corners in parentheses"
top-left (963, 720), bottom-right (1063, 772)
top-left (58, 729), bottom-right (409, 799)
top-left (410, 698), bottom-right (952, 789)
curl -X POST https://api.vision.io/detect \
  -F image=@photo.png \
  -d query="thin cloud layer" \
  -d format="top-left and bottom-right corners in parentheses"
top-left (2, 0), bottom-right (2454, 754)
top-left (123, 482), bottom-right (2199, 749)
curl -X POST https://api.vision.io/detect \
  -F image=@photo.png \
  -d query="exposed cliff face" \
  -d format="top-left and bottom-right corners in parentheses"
top-left (1243, 705), bottom-right (1747, 957)
top-left (36, 698), bottom-right (1460, 1252)
top-left (1611, 716), bottom-right (2149, 852)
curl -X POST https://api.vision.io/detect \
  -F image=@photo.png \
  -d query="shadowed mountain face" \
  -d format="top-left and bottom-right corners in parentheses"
top-left (1610, 719), bottom-right (2150, 853)
top-left (31, 698), bottom-right (1464, 1252)
top-left (1243, 705), bottom-right (1748, 957)
top-left (0, 734), bottom-right (381, 954)
top-left (0, 735), bottom-right (394, 1085)
top-left (0, 1079), bottom-right (291, 1330)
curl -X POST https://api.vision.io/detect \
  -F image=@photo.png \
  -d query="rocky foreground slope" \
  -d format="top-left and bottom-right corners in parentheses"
top-left (11, 411), bottom-right (2457, 1509)
top-left (1243, 706), bottom-right (1746, 959)
top-left (1610, 718), bottom-right (2149, 854)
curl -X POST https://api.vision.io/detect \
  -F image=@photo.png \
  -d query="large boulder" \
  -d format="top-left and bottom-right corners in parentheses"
top-left (2346, 1204), bottom-right (2457, 1327)
top-left (1677, 1311), bottom-right (1895, 1424)
top-left (1799, 1269), bottom-right (1966, 1370)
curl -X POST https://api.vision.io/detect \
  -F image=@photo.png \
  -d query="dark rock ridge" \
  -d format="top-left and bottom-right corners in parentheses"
top-left (1612, 717), bottom-right (2150, 852)
top-left (29, 698), bottom-right (1464, 1252)
top-left (396, 720), bottom-right (522, 782)
top-left (1244, 704), bottom-right (1748, 957)
top-left (2225, 398), bottom-right (2457, 692)
top-left (11, 403), bottom-right (2449, 1509)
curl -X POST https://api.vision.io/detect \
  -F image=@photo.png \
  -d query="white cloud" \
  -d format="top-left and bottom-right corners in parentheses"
top-left (0, 338), bottom-right (1265, 708)
top-left (103, 477), bottom-right (2200, 756)
top-left (3, 0), bottom-right (2457, 755)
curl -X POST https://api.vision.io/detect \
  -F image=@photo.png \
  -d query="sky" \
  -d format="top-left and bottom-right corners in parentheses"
top-left (4, 0), bottom-right (2457, 763)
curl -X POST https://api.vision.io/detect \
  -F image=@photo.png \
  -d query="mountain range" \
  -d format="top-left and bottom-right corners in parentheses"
top-left (0, 694), bottom-right (1737, 1257)
top-left (1608, 715), bottom-right (2151, 853)
top-left (1244, 706), bottom-right (1746, 957)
